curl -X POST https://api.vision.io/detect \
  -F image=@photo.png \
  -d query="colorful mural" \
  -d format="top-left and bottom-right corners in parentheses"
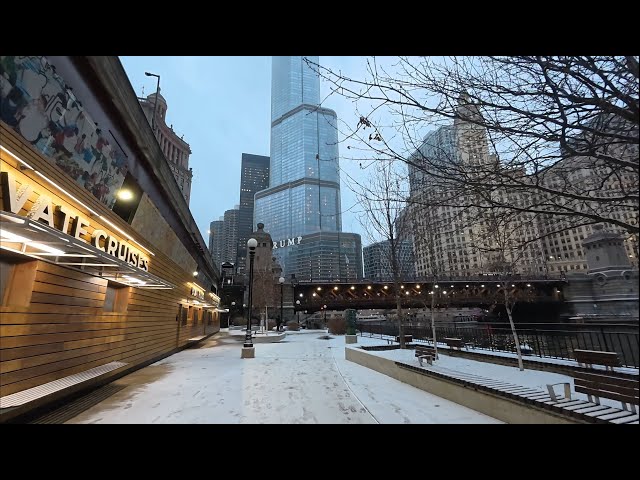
top-left (0, 56), bottom-right (128, 208)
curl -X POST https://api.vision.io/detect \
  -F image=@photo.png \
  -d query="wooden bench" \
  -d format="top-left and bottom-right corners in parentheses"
top-left (444, 337), bottom-right (466, 351)
top-left (396, 335), bottom-right (413, 343)
top-left (415, 345), bottom-right (438, 366)
top-left (573, 349), bottom-right (621, 372)
top-left (0, 361), bottom-right (128, 409)
top-left (547, 371), bottom-right (639, 414)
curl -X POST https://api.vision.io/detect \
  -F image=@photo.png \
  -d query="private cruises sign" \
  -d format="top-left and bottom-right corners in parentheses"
top-left (1, 170), bottom-right (150, 271)
top-left (272, 236), bottom-right (303, 249)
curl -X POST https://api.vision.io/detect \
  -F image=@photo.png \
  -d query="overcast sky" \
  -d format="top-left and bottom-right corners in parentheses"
top-left (120, 56), bottom-right (392, 246)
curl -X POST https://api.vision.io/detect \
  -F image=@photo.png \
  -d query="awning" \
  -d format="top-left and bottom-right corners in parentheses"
top-left (0, 211), bottom-right (174, 289)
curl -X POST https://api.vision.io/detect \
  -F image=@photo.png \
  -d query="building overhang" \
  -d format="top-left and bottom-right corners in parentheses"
top-left (0, 211), bottom-right (174, 289)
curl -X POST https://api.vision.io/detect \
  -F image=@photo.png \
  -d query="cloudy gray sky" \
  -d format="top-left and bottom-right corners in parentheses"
top-left (120, 56), bottom-right (394, 246)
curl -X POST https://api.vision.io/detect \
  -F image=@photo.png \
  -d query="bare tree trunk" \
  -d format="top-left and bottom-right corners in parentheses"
top-left (264, 305), bottom-right (268, 334)
top-left (390, 237), bottom-right (406, 348)
top-left (430, 283), bottom-right (438, 358)
top-left (396, 289), bottom-right (405, 348)
top-left (504, 288), bottom-right (524, 371)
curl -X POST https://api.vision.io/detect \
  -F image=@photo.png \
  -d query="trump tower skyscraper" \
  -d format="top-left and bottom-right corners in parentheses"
top-left (254, 56), bottom-right (362, 282)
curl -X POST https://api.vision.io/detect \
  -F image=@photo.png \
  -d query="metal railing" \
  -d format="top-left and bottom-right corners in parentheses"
top-left (356, 321), bottom-right (640, 368)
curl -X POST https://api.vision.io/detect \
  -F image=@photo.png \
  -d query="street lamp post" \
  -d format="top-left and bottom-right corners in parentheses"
top-left (144, 72), bottom-right (160, 133)
top-left (230, 301), bottom-right (235, 328)
top-left (279, 276), bottom-right (285, 332)
top-left (323, 304), bottom-right (327, 330)
top-left (242, 238), bottom-right (258, 358)
top-left (296, 300), bottom-right (300, 327)
top-left (291, 273), bottom-right (299, 327)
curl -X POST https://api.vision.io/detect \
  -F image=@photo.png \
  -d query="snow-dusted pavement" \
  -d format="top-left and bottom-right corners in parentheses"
top-left (65, 330), bottom-right (502, 424)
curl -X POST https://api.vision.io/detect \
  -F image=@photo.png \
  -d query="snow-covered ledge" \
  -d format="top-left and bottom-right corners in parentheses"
top-left (345, 345), bottom-right (578, 424)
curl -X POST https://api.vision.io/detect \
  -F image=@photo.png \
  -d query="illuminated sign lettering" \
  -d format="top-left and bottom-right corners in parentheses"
top-left (272, 236), bottom-right (303, 249)
top-left (190, 286), bottom-right (205, 300)
top-left (1, 171), bottom-right (150, 271)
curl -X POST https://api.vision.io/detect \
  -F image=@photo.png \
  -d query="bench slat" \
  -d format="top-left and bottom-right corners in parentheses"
top-left (575, 384), bottom-right (639, 405)
top-left (559, 401), bottom-right (597, 411)
top-left (585, 407), bottom-right (624, 418)
top-left (597, 411), bottom-right (639, 421)
top-left (574, 379), bottom-right (639, 398)
top-left (573, 371), bottom-right (639, 389)
top-left (610, 414), bottom-right (639, 424)
top-left (0, 361), bottom-right (128, 408)
top-left (571, 405), bottom-right (613, 414)
top-left (574, 349), bottom-right (621, 367)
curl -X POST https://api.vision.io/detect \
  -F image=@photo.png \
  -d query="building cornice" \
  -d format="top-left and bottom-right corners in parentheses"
top-left (271, 103), bottom-right (337, 129)
top-left (256, 178), bottom-right (340, 200)
top-left (140, 99), bottom-right (192, 151)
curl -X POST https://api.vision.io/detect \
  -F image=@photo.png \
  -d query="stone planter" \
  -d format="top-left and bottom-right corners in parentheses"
top-left (345, 335), bottom-right (358, 344)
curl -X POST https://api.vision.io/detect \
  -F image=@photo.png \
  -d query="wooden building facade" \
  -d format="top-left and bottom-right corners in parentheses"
top-left (0, 56), bottom-right (220, 421)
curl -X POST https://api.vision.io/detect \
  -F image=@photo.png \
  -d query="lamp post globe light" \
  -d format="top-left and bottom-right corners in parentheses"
top-left (295, 300), bottom-right (300, 327)
top-left (242, 238), bottom-right (258, 358)
top-left (278, 276), bottom-right (285, 332)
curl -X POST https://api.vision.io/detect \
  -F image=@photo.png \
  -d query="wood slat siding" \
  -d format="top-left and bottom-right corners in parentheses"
top-left (0, 125), bottom-right (220, 398)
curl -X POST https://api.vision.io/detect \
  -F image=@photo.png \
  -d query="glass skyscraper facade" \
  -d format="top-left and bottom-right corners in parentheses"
top-left (408, 125), bottom-right (456, 195)
top-left (209, 219), bottom-right (224, 269)
top-left (254, 56), bottom-right (361, 282)
top-left (237, 153), bottom-right (270, 274)
top-left (363, 239), bottom-right (415, 282)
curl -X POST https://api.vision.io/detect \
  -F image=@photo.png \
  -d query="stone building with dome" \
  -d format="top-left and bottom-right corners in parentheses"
top-left (139, 89), bottom-right (193, 204)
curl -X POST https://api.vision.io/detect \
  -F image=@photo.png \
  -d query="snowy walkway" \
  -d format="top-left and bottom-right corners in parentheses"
top-left (64, 330), bottom-right (501, 424)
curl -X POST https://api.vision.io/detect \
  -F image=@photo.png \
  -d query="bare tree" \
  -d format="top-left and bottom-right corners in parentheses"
top-left (404, 197), bottom-right (446, 357)
top-left (356, 159), bottom-right (411, 348)
top-left (472, 208), bottom-right (540, 370)
top-left (305, 56), bottom-right (639, 242)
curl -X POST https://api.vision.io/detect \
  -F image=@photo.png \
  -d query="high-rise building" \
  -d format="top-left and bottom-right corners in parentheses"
top-left (408, 125), bottom-right (455, 196)
top-left (536, 115), bottom-right (639, 274)
top-left (237, 153), bottom-right (270, 275)
top-left (139, 89), bottom-right (193, 204)
top-left (209, 208), bottom-right (240, 269)
top-left (222, 207), bottom-right (239, 268)
top-left (254, 56), bottom-right (362, 282)
top-left (363, 240), bottom-right (415, 281)
top-left (409, 96), bottom-right (545, 278)
top-left (209, 219), bottom-right (224, 268)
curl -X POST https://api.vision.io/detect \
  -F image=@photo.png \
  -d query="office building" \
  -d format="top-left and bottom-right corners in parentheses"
top-left (139, 88), bottom-right (193, 204)
top-left (254, 56), bottom-right (362, 281)
top-left (237, 153), bottom-right (269, 274)
top-left (363, 240), bottom-right (415, 281)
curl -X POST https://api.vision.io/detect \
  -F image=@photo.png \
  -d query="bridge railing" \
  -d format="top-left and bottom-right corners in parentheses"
top-left (356, 321), bottom-right (640, 368)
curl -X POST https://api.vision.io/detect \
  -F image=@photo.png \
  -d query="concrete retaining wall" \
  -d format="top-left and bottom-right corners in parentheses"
top-left (345, 346), bottom-right (581, 424)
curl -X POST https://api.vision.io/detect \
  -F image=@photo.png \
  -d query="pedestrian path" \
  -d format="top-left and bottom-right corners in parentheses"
top-left (63, 330), bottom-right (501, 424)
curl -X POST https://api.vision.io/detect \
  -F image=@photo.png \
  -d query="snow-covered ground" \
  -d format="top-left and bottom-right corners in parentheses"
top-left (360, 332), bottom-right (640, 375)
top-left (65, 330), bottom-right (502, 424)
top-left (361, 340), bottom-right (629, 408)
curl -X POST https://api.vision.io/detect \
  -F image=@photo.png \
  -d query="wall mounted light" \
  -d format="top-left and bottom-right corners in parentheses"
top-left (116, 189), bottom-right (134, 201)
